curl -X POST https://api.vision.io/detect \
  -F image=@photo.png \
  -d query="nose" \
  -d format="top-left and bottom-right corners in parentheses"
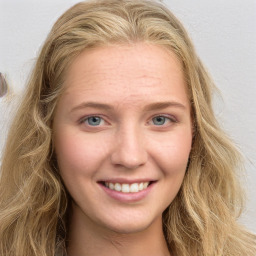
top-left (110, 126), bottom-right (148, 169)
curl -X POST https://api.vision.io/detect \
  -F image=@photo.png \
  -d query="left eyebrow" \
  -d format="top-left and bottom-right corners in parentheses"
top-left (143, 101), bottom-right (187, 112)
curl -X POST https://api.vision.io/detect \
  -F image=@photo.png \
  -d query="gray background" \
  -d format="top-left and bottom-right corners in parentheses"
top-left (0, 0), bottom-right (255, 232)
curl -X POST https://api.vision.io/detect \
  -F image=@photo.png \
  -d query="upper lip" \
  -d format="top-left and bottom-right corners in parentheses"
top-left (98, 179), bottom-right (157, 184)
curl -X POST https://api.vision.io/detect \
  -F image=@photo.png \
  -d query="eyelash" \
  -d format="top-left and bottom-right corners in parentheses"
top-left (150, 115), bottom-right (177, 126)
top-left (79, 114), bottom-right (177, 127)
top-left (80, 115), bottom-right (107, 126)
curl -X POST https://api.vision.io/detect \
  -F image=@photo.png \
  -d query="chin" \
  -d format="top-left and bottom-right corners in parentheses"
top-left (110, 222), bottom-right (150, 234)
top-left (97, 212), bottom-right (162, 235)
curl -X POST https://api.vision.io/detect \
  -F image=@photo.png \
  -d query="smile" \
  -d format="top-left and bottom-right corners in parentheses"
top-left (104, 182), bottom-right (150, 193)
top-left (99, 180), bottom-right (157, 202)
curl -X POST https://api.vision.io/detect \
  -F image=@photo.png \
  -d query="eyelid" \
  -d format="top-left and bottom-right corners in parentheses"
top-left (79, 114), bottom-right (109, 125)
top-left (150, 114), bottom-right (177, 123)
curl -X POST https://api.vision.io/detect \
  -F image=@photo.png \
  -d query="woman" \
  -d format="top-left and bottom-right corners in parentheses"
top-left (0, 0), bottom-right (255, 255)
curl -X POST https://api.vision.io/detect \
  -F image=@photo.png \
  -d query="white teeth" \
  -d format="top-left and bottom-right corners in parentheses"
top-left (130, 183), bottom-right (139, 192)
top-left (105, 182), bottom-right (150, 193)
top-left (109, 183), bottom-right (115, 190)
top-left (143, 182), bottom-right (148, 189)
top-left (114, 183), bottom-right (122, 192)
top-left (122, 184), bottom-right (130, 193)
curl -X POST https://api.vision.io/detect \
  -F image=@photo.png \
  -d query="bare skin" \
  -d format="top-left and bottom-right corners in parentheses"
top-left (67, 206), bottom-right (170, 256)
top-left (53, 42), bottom-right (192, 256)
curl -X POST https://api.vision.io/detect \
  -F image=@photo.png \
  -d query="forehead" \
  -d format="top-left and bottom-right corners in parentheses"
top-left (61, 43), bottom-right (189, 108)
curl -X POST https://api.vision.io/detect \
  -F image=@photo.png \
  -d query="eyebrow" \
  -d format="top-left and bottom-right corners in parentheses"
top-left (70, 102), bottom-right (113, 113)
top-left (70, 101), bottom-right (186, 113)
top-left (143, 101), bottom-right (186, 111)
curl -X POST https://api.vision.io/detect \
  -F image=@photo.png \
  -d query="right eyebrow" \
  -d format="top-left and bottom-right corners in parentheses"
top-left (70, 102), bottom-right (113, 113)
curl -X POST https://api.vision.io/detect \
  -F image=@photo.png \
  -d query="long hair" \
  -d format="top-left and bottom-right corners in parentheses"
top-left (0, 0), bottom-right (255, 255)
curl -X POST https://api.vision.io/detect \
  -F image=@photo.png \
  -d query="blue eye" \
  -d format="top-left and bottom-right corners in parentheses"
top-left (85, 116), bottom-right (103, 126)
top-left (152, 116), bottom-right (170, 126)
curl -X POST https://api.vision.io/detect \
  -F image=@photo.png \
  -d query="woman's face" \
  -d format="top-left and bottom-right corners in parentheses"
top-left (53, 43), bottom-right (193, 234)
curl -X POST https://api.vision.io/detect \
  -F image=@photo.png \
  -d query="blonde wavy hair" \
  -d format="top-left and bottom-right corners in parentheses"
top-left (0, 0), bottom-right (255, 255)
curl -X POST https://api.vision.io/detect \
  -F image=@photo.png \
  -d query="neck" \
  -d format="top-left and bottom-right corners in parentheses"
top-left (66, 204), bottom-right (171, 256)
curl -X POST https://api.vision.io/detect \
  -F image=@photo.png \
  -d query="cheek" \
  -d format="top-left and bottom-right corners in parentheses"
top-left (54, 129), bottom-right (108, 177)
top-left (53, 130), bottom-right (101, 200)
top-left (149, 129), bottom-right (192, 176)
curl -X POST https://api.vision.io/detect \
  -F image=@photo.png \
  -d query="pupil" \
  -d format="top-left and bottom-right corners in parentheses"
top-left (153, 116), bottom-right (165, 125)
top-left (89, 116), bottom-right (101, 125)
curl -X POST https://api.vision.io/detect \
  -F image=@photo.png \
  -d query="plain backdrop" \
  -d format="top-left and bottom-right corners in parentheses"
top-left (0, 0), bottom-right (255, 233)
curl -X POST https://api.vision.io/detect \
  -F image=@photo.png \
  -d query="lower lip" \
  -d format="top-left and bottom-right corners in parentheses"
top-left (99, 182), bottom-right (156, 203)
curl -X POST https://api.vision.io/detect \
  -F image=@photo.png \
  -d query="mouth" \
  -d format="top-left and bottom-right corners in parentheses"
top-left (99, 181), bottom-right (155, 193)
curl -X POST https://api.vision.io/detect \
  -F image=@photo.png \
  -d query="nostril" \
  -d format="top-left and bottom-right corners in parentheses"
top-left (110, 143), bottom-right (148, 169)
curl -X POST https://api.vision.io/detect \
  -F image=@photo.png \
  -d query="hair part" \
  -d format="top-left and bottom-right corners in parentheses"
top-left (0, 0), bottom-right (255, 255)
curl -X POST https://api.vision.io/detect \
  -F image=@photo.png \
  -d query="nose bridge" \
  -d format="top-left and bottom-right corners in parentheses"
top-left (110, 122), bottom-right (148, 169)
